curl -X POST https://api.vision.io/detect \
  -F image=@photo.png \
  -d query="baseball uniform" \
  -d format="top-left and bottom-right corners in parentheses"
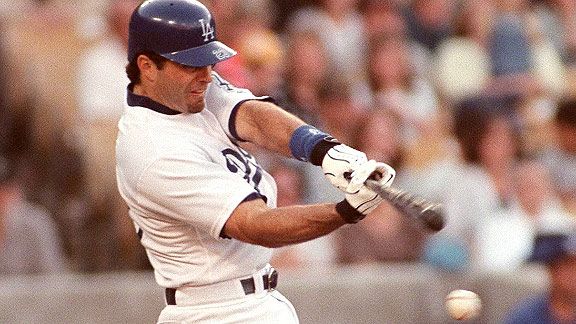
top-left (116, 72), bottom-right (299, 323)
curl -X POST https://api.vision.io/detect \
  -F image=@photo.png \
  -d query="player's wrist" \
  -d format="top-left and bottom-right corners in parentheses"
top-left (336, 199), bottom-right (366, 224)
top-left (310, 138), bottom-right (340, 165)
top-left (289, 125), bottom-right (340, 166)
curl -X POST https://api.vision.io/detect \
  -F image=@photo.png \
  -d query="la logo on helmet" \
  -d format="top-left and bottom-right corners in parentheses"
top-left (199, 19), bottom-right (215, 42)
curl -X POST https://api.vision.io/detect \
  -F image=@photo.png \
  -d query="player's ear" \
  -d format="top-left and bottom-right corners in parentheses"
top-left (137, 54), bottom-right (158, 82)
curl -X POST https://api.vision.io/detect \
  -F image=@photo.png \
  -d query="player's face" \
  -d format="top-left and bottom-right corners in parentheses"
top-left (154, 61), bottom-right (213, 114)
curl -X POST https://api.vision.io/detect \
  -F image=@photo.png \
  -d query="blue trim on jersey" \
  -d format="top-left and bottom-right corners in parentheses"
top-left (243, 192), bottom-right (266, 203)
top-left (219, 192), bottom-right (266, 239)
top-left (228, 97), bottom-right (275, 142)
top-left (127, 85), bottom-right (181, 115)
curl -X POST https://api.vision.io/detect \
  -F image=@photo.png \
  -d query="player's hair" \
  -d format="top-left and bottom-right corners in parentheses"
top-left (125, 51), bottom-right (169, 85)
top-left (453, 102), bottom-right (522, 164)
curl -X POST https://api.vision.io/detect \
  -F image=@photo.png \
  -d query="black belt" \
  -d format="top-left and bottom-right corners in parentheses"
top-left (165, 269), bottom-right (279, 305)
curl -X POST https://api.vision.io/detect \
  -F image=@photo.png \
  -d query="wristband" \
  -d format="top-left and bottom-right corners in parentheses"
top-left (289, 125), bottom-right (339, 165)
top-left (336, 200), bottom-right (366, 224)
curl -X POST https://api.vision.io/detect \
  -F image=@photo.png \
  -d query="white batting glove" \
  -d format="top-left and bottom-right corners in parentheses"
top-left (345, 160), bottom-right (396, 215)
top-left (322, 144), bottom-right (368, 192)
top-left (348, 159), bottom-right (396, 193)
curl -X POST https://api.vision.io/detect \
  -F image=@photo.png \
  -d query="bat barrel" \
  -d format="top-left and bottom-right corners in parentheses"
top-left (365, 180), bottom-right (446, 232)
top-left (420, 205), bottom-right (445, 232)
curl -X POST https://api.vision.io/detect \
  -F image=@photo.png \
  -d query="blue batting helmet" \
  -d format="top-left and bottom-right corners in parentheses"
top-left (128, 0), bottom-right (236, 67)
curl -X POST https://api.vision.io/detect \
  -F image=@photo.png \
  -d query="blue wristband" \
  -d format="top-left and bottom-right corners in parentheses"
top-left (289, 125), bottom-right (330, 162)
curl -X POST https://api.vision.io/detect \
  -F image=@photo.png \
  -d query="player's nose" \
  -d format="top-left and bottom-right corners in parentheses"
top-left (197, 65), bottom-right (213, 83)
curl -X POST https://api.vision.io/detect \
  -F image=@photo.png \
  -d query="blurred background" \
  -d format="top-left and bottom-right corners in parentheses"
top-left (0, 0), bottom-right (575, 323)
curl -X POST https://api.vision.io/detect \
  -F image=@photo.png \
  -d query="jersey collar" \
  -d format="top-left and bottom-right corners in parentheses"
top-left (127, 84), bottom-right (181, 115)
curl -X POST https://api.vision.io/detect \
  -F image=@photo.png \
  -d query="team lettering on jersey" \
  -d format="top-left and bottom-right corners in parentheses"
top-left (212, 73), bottom-right (237, 92)
top-left (222, 147), bottom-right (267, 201)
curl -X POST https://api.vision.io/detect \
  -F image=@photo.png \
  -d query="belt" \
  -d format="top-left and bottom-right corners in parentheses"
top-left (165, 268), bottom-right (278, 306)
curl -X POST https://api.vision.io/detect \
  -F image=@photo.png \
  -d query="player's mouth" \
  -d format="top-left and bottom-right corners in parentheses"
top-left (190, 89), bottom-right (206, 96)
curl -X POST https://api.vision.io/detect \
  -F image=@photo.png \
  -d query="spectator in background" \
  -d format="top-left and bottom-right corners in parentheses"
top-left (76, 0), bottom-right (149, 271)
top-left (425, 100), bottom-right (522, 272)
top-left (486, 0), bottom-right (565, 98)
top-left (512, 161), bottom-right (574, 233)
top-left (77, 0), bottom-right (139, 124)
top-left (366, 34), bottom-right (440, 145)
top-left (360, 0), bottom-right (432, 82)
top-left (269, 162), bottom-right (304, 272)
top-left (239, 30), bottom-right (285, 98)
top-left (315, 78), bottom-right (365, 145)
top-left (435, 0), bottom-right (565, 104)
top-left (539, 98), bottom-right (576, 215)
top-left (235, 0), bottom-right (285, 97)
top-left (286, 0), bottom-right (367, 84)
top-left (404, 0), bottom-right (456, 53)
top-left (280, 30), bottom-right (332, 126)
top-left (504, 233), bottom-right (576, 324)
top-left (434, 0), bottom-right (495, 101)
top-left (475, 160), bottom-right (575, 273)
top-left (489, 0), bottom-right (532, 77)
top-left (448, 102), bottom-right (520, 225)
top-left (354, 109), bottom-right (405, 171)
top-left (0, 157), bottom-right (66, 274)
top-left (76, 0), bottom-right (140, 194)
top-left (205, 0), bottom-right (241, 45)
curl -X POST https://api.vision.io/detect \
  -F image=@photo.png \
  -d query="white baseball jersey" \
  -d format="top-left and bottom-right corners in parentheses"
top-left (116, 72), bottom-right (277, 288)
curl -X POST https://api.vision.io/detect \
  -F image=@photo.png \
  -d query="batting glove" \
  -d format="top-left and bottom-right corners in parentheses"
top-left (336, 160), bottom-right (396, 223)
top-left (322, 144), bottom-right (369, 192)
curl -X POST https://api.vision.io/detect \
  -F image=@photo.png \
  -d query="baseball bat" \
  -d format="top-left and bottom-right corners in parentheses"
top-left (365, 179), bottom-right (445, 232)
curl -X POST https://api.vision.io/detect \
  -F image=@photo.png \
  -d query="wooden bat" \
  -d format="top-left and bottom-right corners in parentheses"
top-left (365, 179), bottom-right (445, 232)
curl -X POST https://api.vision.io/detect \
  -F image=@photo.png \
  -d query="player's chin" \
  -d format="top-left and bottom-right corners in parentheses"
top-left (186, 97), bottom-right (206, 113)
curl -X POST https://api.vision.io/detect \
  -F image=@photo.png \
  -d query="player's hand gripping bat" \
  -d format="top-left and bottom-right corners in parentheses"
top-left (365, 179), bottom-right (445, 232)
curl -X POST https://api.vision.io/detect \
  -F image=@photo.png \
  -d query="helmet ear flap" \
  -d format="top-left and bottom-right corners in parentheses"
top-left (127, 0), bottom-right (236, 67)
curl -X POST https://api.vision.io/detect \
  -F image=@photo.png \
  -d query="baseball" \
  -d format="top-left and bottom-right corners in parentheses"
top-left (445, 289), bottom-right (482, 321)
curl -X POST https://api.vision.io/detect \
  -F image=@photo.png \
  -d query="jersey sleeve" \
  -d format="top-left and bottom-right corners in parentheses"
top-left (205, 72), bottom-right (273, 141)
top-left (135, 153), bottom-right (261, 239)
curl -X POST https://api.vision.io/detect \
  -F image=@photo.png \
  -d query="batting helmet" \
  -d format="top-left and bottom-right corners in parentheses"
top-left (128, 0), bottom-right (236, 67)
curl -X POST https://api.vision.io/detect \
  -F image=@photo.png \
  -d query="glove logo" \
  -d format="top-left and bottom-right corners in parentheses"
top-left (199, 19), bottom-right (215, 42)
top-left (308, 129), bottom-right (321, 135)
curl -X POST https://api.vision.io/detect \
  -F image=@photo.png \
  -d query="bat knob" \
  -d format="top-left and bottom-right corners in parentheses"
top-left (421, 205), bottom-right (446, 232)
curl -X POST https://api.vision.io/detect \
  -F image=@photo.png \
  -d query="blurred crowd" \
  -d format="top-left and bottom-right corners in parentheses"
top-left (0, 0), bottom-right (575, 277)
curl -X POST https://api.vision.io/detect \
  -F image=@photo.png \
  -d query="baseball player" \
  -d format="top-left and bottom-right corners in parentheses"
top-left (115, 1), bottom-right (395, 323)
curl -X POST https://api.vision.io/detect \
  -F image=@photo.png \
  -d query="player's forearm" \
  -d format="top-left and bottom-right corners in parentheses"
top-left (235, 100), bottom-right (306, 157)
top-left (224, 202), bottom-right (346, 248)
